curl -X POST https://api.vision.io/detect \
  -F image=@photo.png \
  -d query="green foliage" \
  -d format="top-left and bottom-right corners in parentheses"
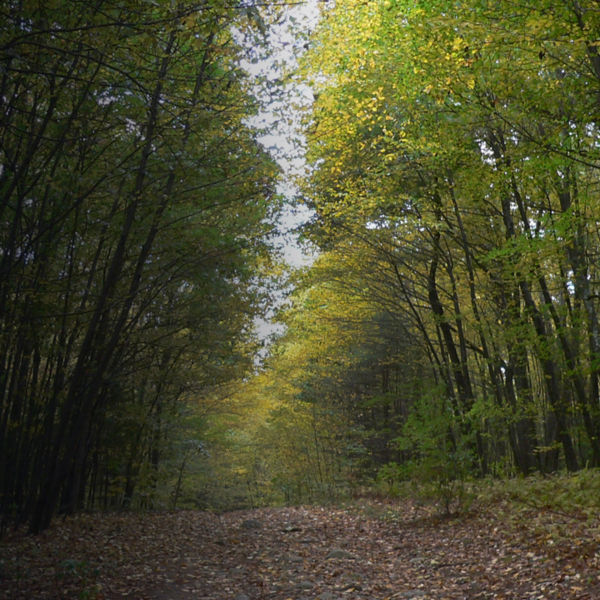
top-left (186, 0), bottom-right (600, 512)
top-left (375, 462), bottom-right (411, 497)
top-left (390, 388), bottom-right (476, 515)
top-left (0, 0), bottom-right (280, 531)
top-left (480, 470), bottom-right (600, 519)
top-left (292, 0), bottom-right (600, 484)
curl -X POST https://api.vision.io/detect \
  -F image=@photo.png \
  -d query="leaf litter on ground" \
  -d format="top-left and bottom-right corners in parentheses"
top-left (1, 496), bottom-right (599, 599)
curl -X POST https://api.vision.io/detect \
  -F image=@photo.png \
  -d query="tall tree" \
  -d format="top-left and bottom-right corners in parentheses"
top-left (297, 0), bottom-right (600, 478)
top-left (0, 0), bottom-right (278, 532)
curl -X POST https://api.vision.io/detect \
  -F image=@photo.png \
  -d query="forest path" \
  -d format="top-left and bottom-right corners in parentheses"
top-left (1, 500), bottom-right (598, 599)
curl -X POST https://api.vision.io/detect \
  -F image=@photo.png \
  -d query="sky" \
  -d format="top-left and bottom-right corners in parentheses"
top-left (237, 0), bottom-right (323, 348)
top-left (239, 0), bottom-right (323, 268)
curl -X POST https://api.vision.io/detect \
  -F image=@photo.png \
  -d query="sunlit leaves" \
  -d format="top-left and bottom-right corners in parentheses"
top-left (294, 0), bottom-right (600, 477)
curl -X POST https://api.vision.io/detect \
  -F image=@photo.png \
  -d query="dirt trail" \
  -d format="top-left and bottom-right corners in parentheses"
top-left (1, 502), bottom-right (598, 599)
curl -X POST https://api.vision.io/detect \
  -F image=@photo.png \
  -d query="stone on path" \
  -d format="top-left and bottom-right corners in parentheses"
top-left (317, 592), bottom-right (341, 600)
top-left (240, 518), bottom-right (262, 529)
top-left (295, 581), bottom-right (314, 590)
top-left (325, 548), bottom-right (357, 560)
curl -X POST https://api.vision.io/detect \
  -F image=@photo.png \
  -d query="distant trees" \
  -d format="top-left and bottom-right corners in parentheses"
top-left (0, 0), bottom-right (278, 532)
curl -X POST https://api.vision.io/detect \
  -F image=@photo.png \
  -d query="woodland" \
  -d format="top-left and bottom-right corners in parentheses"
top-left (3, 0), bottom-right (600, 596)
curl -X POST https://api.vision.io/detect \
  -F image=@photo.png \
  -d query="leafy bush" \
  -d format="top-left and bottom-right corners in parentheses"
top-left (390, 389), bottom-right (476, 515)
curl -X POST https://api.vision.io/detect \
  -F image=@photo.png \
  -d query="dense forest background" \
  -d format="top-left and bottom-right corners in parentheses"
top-left (3, 0), bottom-right (600, 534)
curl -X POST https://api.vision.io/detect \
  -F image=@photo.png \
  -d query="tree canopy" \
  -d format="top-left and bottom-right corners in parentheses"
top-left (224, 0), bottom-right (600, 505)
top-left (0, 0), bottom-right (280, 532)
top-left (5, 0), bottom-right (600, 529)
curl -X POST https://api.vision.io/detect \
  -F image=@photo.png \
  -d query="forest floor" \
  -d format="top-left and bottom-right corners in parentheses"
top-left (1, 495), bottom-right (600, 600)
